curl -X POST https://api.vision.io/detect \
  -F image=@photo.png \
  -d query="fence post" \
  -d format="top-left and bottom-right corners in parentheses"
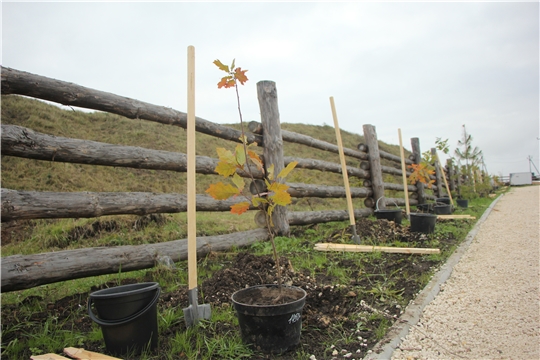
top-left (431, 148), bottom-right (443, 197)
top-left (362, 124), bottom-right (385, 209)
top-left (446, 159), bottom-right (455, 191)
top-left (410, 137), bottom-right (426, 205)
top-left (257, 81), bottom-right (289, 236)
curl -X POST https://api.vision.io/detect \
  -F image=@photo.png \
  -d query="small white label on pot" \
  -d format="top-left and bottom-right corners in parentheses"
top-left (288, 312), bottom-right (301, 324)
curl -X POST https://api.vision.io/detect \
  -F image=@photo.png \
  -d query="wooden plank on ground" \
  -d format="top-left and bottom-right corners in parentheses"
top-left (437, 215), bottom-right (476, 220)
top-left (314, 243), bottom-right (440, 254)
top-left (31, 354), bottom-right (70, 360)
top-left (63, 347), bottom-right (122, 360)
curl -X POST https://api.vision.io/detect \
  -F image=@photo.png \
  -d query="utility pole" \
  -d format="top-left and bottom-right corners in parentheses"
top-left (528, 156), bottom-right (539, 174)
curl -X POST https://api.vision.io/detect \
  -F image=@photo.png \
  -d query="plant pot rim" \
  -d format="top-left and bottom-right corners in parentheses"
top-left (231, 284), bottom-right (307, 308)
top-left (410, 212), bottom-right (437, 217)
top-left (89, 282), bottom-right (160, 299)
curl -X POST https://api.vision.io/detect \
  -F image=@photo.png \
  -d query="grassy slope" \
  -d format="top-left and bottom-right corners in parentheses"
top-left (1, 95), bottom-right (406, 194)
top-left (0, 95), bottom-right (408, 256)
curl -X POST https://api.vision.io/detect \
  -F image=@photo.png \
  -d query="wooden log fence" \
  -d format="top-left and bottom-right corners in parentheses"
top-left (1, 66), bottom-right (440, 291)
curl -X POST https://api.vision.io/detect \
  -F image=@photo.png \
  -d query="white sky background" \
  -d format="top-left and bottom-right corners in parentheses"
top-left (2, 1), bottom-right (539, 177)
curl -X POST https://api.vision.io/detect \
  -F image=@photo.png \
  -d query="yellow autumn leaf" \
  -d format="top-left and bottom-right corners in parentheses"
top-left (216, 147), bottom-right (235, 163)
top-left (268, 182), bottom-right (289, 193)
top-left (231, 173), bottom-right (245, 192)
top-left (267, 163), bottom-right (275, 181)
top-left (215, 160), bottom-right (237, 177)
top-left (235, 144), bottom-right (246, 166)
top-left (270, 188), bottom-right (292, 206)
top-left (205, 182), bottom-right (240, 200)
top-left (277, 161), bottom-right (298, 180)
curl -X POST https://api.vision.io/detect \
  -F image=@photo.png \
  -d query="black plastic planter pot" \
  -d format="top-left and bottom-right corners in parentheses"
top-left (456, 199), bottom-right (469, 208)
top-left (374, 209), bottom-right (403, 224)
top-left (88, 282), bottom-right (160, 356)
top-left (231, 284), bottom-right (307, 354)
top-left (409, 213), bottom-right (437, 233)
top-left (416, 203), bottom-right (434, 213)
top-left (434, 204), bottom-right (452, 215)
top-left (436, 197), bottom-right (451, 205)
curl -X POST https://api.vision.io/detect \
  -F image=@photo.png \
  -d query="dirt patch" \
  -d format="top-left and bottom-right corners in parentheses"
top-left (1, 218), bottom-right (467, 360)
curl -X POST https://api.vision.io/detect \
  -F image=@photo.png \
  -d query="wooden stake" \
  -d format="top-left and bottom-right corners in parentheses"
top-left (398, 129), bottom-right (411, 216)
top-left (329, 97), bottom-right (357, 232)
top-left (63, 347), bottom-right (122, 360)
top-left (31, 355), bottom-right (70, 360)
top-left (437, 215), bottom-right (476, 220)
top-left (314, 243), bottom-right (440, 255)
top-left (187, 45), bottom-right (197, 290)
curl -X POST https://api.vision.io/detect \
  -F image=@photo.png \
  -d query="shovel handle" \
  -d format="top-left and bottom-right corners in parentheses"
top-left (187, 46), bottom-right (197, 290)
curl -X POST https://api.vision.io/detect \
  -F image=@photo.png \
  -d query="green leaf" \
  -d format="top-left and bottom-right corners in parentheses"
top-left (213, 59), bottom-right (229, 73)
top-left (235, 144), bottom-right (246, 166)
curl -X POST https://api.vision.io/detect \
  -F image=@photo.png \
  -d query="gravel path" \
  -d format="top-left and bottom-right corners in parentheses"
top-left (388, 186), bottom-right (540, 360)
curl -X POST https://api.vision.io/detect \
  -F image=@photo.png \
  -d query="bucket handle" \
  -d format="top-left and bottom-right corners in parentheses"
top-left (88, 287), bottom-right (161, 327)
top-left (376, 196), bottom-right (399, 211)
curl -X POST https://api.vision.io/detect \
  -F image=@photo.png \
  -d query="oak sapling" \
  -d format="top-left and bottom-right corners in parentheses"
top-left (408, 150), bottom-right (436, 188)
top-left (206, 59), bottom-right (297, 293)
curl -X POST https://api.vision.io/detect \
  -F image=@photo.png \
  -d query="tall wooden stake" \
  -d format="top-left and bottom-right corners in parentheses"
top-left (186, 45), bottom-right (197, 292)
top-left (398, 129), bottom-right (411, 216)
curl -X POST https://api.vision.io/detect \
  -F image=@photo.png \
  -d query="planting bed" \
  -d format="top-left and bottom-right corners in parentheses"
top-left (1, 217), bottom-right (472, 360)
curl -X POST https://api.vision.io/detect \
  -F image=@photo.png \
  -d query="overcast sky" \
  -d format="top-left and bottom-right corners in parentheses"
top-left (2, 1), bottom-right (539, 177)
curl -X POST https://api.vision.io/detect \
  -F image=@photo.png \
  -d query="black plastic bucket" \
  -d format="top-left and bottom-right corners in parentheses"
top-left (416, 203), bottom-right (434, 213)
top-left (88, 282), bottom-right (160, 356)
top-left (456, 199), bottom-right (468, 208)
top-left (374, 209), bottom-right (403, 224)
top-left (436, 197), bottom-right (451, 205)
top-left (434, 204), bottom-right (452, 215)
top-left (410, 213), bottom-right (437, 233)
top-left (231, 284), bottom-right (306, 354)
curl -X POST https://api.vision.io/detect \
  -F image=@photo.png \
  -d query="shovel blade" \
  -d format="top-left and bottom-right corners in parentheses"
top-left (183, 288), bottom-right (211, 327)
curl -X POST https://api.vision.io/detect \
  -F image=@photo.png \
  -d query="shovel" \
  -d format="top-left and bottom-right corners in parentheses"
top-left (183, 45), bottom-right (211, 327)
top-left (329, 97), bottom-right (360, 244)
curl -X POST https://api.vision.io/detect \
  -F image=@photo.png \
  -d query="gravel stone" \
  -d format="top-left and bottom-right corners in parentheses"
top-left (390, 186), bottom-right (539, 359)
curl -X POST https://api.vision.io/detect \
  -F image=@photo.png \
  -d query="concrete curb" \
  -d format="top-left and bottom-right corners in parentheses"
top-left (363, 194), bottom-right (504, 360)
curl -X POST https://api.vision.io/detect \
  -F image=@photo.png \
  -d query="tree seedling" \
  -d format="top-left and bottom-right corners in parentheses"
top-left (206, 59), bottom-right (297, 292)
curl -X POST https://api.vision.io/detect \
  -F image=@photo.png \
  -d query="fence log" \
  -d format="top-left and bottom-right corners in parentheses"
top-left (0, 67), bottom-right (262, 146)
top-left (288, 208), bottom-right (373, 225)
top-left (257, 81), bottom-right (289, 235)
top-left (1, 229), bottom-right (269, 292)
top-left (1, 125), bottom-right (264, 178)
top-left (285, 156), bottom-right (370, 179)
top-left (380, 150), bottom-right (413, 165)
top-left (383, 182), bottom-right (417, 192)
top-left (381, 165), bottom-right (410, 177)
top-left (0, 189), bottom-right (255, 222)
top-left (363, 125), bottom-right (385, 208)
top-left (286, 183), bottom-right (371, 198)
top-left (248, 121), bottom-right (368, 161)
top-left (382, 197), bottom-right (418, 207)
top-left (251, 208), bottom-right (375, 227)
top-left (2, 183), bottom-right (373, 222)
